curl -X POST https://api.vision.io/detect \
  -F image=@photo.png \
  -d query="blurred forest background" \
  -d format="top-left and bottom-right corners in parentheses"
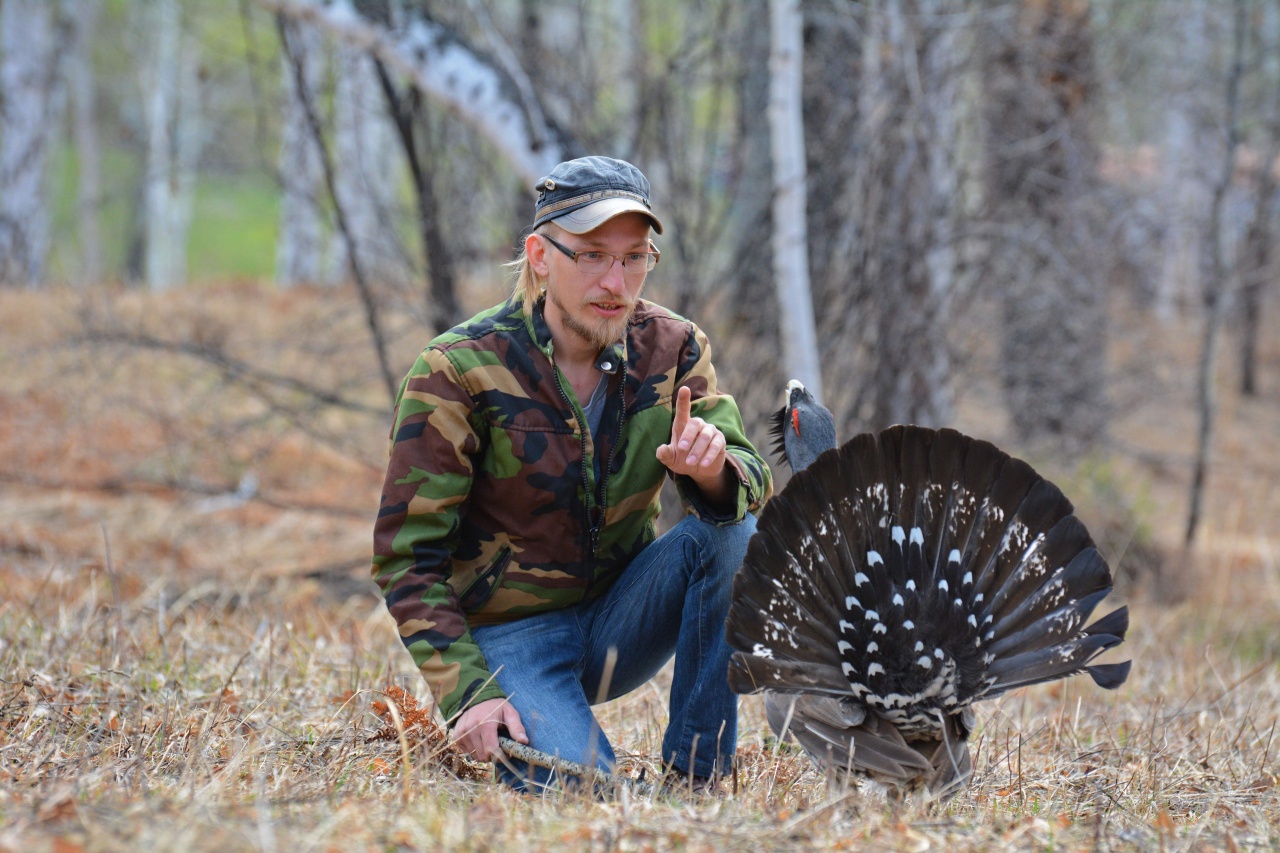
top-left (3, 0), bottom-right (1280, 849)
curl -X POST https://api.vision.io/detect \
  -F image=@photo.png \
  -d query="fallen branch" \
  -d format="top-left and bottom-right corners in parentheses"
top-left (498, 736), bottom-right (655, 796)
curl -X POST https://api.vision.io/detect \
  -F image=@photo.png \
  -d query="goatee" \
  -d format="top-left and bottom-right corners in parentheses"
top-left (550, 288), bottom-right (633, 351)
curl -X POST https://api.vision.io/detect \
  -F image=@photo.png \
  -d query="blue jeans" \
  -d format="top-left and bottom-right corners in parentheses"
top-left (470, 512), bottom-right (757, 792)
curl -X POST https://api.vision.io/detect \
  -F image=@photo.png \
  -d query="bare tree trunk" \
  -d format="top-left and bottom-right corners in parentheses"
top-left (0, 0), bottom-right (68, 287)
top-left (142, 0), bottom-right (180, 290)
top-left (1186, 0), bottom-right (1247, 548)
top-left (69, 0), bottom-right (104, 286)
top-left (1237, 0), bottom-right (1280, 398)
top-left (768, 0), bottom-right (822, 400)
top-left (275, 18), bottom-right (327, 287)
top-left (142, 0), bottom-right (202, 291)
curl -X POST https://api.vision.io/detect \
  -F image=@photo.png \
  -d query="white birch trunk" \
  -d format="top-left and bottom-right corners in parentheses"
top-left (275, 20), bottom-right (327, 286)
top-left (142, 0), bottom-right (203, 291)
top-left (143, 0), bottom-right (181, 290)
top-left (768, 0), bottom-right (823, 401)
top-left (258, 0), bottom-right (567, 188)
top-left (327, 44), bottom-right (402, 285)
top-left (0, 0), bottom-right (64, 286)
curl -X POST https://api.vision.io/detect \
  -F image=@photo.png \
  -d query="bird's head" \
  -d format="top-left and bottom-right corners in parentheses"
top-left (768, 379), bottom-right (837, 472)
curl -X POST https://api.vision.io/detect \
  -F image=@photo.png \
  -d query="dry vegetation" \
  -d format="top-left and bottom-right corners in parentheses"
top-left (1, 282), bottom-right (1278, 852)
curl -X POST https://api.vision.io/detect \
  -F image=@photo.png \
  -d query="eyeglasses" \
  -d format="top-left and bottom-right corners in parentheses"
top-left (541, 234), bottom-right (660, 276)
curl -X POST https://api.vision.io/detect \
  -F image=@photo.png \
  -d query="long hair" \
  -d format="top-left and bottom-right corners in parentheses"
top-left (506, 223), bottom-right (557, 314)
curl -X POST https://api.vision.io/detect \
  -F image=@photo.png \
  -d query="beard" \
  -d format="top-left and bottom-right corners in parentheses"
top-left (548, 286), bottom-right (636, 351)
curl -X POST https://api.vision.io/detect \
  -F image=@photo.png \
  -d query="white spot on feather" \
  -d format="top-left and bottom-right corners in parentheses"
top-left (892, 593), bottom-right (904, 606)
top-left (903, 620), bottom-right (915, 630)
top-left (867, 641), bottom-right (879, 653)
top-left (845, 596), bottom-right (862, 610)
top-left (949, 549), bottom-right (962, 565)
top-left (892, 526), bottom-right (905, 546)
top-left (917, 656), bottom-right (933, 669)
top-left (868, 663), bottom-right (885, 677)
top-left (910, 527), bottom-right (924, 546)
top-left (854, 572), bottom-right (870, 587)
top-left (837, 641), bottom-right (853, 654)
top-left (867, 551), bottom-right (884, 567)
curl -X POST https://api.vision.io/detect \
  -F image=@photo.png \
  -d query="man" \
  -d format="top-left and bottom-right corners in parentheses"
top-left (372, 156), bottom-right (773, 792)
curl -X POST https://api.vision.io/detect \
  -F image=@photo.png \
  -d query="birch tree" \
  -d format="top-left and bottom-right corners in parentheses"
top-left (142, 0), bottom-right (204, 290)
top-left (0, 0), bottom-right (68, 287)
top-left (768, 0), bottom-right (822, 400)
top-left (259, 0), bottom-right (570, 187)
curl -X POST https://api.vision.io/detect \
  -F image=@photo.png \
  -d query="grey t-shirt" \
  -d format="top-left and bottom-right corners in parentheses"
top-left (581, 373), bottom-right (609, 438)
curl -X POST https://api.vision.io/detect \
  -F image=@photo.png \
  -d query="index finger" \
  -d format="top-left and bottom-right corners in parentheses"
top-left (672, 384), bottom-right (692, 438)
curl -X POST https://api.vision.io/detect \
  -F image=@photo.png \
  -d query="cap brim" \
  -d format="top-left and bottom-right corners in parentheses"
top-left (550, 198), bottom-right (664, 235)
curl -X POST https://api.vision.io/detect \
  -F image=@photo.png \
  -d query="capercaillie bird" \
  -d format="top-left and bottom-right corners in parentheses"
top-left (726, 381), bottom-right (1131, 799)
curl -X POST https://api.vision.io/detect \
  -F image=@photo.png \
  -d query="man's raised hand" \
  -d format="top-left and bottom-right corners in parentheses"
top-left (657, 385), bottom-right (727, 481)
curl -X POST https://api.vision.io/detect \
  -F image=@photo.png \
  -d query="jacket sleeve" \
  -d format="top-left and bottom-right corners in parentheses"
top-left (371, 347), bottom-right (507, 721)
top-left (671, 323), bottom-right (775, 523)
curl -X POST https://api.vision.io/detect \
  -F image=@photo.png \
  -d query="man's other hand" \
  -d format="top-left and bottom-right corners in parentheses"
top-left (453, 697), bottom-right (528, 761)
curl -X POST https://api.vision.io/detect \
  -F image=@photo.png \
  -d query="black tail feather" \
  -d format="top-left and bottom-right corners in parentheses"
top-left (726, 422), bottom-right (1133, 796)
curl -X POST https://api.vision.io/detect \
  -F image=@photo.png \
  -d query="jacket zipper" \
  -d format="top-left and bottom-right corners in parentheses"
top-left (551, 366), bottom-right (597, 590)
top-left (594, 375), bottom-right (627, 553)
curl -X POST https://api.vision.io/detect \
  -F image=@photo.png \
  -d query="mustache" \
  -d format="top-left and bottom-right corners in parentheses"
top-left (582, 296), bottom-right (635, 310)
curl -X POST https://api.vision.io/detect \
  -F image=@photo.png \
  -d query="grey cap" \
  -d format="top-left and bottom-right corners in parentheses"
top-left (532, 156), bottom-right (664, 235)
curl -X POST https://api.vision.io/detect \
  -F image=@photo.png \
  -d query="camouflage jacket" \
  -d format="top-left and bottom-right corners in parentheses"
top-left (372, 297), bottom-right (773, 721)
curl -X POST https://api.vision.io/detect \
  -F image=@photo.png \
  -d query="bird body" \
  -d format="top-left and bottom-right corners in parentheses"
top-left (727, 381), bottom-right (1130, 797)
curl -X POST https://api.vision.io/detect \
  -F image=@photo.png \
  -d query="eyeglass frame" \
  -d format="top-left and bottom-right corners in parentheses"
top-left (539, 233), bottom-right (661, 276)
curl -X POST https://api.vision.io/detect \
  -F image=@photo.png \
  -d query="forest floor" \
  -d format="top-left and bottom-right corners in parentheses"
top-left (0, 281), bottom-right (1277, 852)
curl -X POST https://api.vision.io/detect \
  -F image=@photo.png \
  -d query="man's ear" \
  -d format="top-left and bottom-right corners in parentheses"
top-left (526, 232), bottom-right (551, 277)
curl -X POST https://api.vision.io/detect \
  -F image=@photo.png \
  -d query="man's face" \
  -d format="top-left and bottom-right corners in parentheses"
top-left (538, 213), bottom-right (652, 352)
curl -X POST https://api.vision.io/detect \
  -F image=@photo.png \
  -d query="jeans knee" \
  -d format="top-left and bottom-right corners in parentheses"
top-left (685, 513), bottom-right (757, 586)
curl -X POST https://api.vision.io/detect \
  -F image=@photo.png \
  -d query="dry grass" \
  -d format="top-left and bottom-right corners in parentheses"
top-left (1, 283), bottom-right (1278, 852)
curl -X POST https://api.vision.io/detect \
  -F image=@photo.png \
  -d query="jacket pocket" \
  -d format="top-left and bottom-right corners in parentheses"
top-left (457, 546), bottom-right (512, 612)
